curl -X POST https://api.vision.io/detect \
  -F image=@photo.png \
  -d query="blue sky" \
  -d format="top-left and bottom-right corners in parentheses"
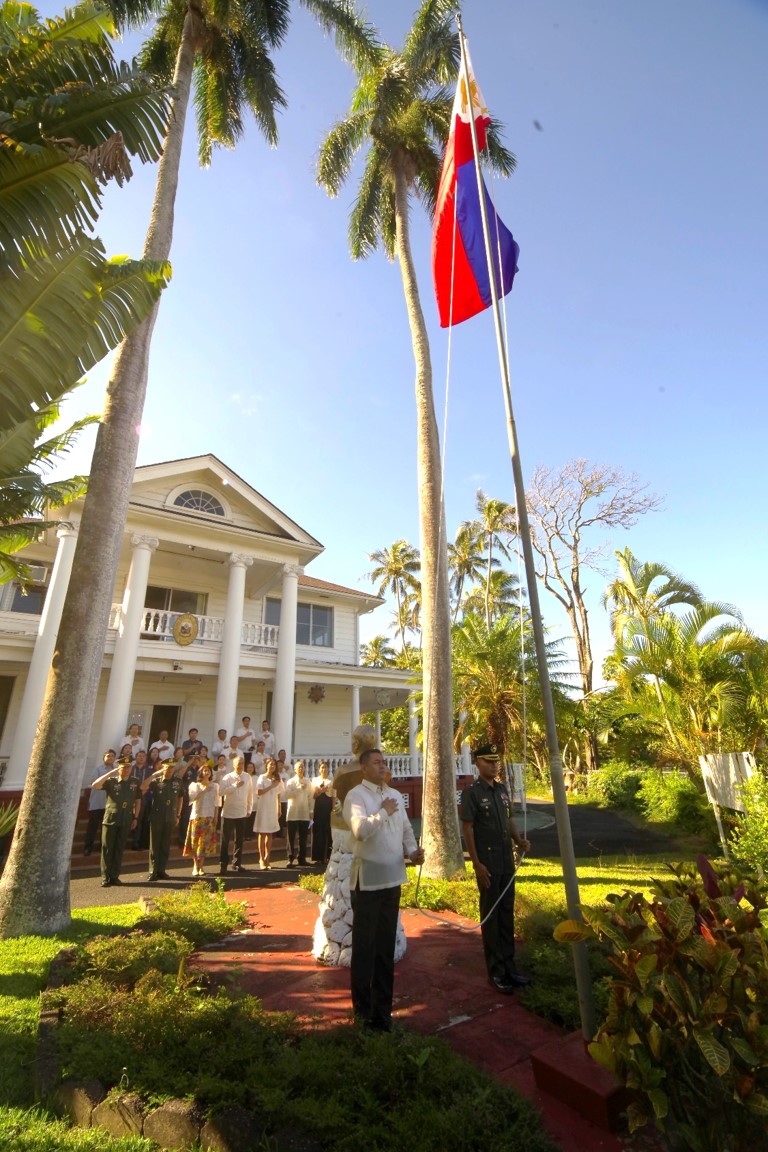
top-left (43, 0), bottom-right (768, 677)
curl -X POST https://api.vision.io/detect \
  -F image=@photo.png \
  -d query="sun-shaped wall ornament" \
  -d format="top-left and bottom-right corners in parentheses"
top-left (308, 684), bottom-right (325, 704)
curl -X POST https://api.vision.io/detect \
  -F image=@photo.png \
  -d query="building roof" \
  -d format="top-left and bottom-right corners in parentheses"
top-left (298, 574), bottom-right (383, 607)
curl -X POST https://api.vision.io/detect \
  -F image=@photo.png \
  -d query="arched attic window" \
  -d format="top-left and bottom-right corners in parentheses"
top-left (173, 489), bottom-right (225, 516)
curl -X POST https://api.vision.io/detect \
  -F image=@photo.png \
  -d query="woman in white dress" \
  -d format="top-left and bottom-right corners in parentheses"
top-left (255, 757), bottom-right (284, 869)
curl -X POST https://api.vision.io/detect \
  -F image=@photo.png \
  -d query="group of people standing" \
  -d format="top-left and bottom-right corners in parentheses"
top-left (85, 717), bottom-right (335, 887)
top-left (87, 724), bottom-right (532, 1033)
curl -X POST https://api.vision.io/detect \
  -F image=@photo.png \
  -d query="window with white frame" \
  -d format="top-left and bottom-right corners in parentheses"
top-left (173, 489), bottom-right (225, 516)
top-left (265, 598), bottom-right (334, 647)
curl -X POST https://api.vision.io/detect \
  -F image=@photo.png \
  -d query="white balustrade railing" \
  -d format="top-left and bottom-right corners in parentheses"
top-left (108, 606), bottom-right (279, 649)
top-left (297, 753), bottom-right (467, 779)
top-left (241, 621), bottom-right (279, 648)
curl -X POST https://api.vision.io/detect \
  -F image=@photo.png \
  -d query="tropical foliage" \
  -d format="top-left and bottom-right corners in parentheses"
top-left (452, 609), bottom-right (570, 765)
top-left (1, 0), bottom-right (171, 415)
top-left (0, 0), bottom-right (171, 583)
top-left (559, 858), bottom-right (768, 1152)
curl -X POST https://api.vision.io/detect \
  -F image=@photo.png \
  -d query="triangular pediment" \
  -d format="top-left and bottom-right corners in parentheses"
top-left (129, 455), bottom-right (322, 550)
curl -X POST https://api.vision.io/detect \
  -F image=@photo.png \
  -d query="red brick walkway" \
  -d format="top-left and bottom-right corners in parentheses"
top-left (196, 883), bottom-right (624, 1152)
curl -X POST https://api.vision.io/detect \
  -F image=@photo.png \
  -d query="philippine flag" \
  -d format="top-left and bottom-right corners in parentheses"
top-left (432, 50), bottom-right (519, 328)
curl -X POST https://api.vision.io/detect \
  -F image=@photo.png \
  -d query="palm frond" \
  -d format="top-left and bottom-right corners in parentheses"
top-left (317, 110), bottom-right (369, 195)
top-left (349, 146), bottom-right (386, 259)
top-left (301, 0), bottom-right (383, 74)
top-left (0, 238), bottom-right (169, 428)
top-left (402, 0), bottom-right (459, 84)
top-left (484, 119), bottom-right (516, 178)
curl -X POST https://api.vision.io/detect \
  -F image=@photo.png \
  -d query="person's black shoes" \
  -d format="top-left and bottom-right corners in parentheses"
top-left (147, 874), bottom-right (158, 882)
top-left (490, 977), bottom-right (517, 995)
top-left (100, 879), bottom-right (111, 888)
top-left (505, 970), bottom-right (531, 987)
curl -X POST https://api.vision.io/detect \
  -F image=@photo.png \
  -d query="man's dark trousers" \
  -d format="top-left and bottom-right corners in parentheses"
top-left (220, 816), bottom-right (247, 870)
top-left (350, 883), bottom-right (400, 1027)
top-left (479, 871), bottom-right (517, 983)
top-left (101, 820), bottom-right (130, 884)
top-left (149, 816), bottom-right (175, 878)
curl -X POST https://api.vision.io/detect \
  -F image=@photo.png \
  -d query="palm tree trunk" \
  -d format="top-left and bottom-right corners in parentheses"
top-left (393, 160), bottom-right (462, 879)
top-left (0, 12), bottom-right (199, 939)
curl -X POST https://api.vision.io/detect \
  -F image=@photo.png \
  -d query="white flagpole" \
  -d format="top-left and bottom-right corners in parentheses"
top-left (456, 14), bottom-right (595, 1040)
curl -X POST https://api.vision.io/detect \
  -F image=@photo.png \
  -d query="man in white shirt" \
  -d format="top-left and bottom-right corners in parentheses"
top-left (250, 740), bottom-right (266, 776)
top-left (234, 716), bottom-right (256, 765)
top-left (211, 729), bottom-right (229, 757)
top-left (219, 755), bottom-right (254, 875)
top-left (343, 748), bottom-right (424, 1032)
top-left (259, 720), bottom-right (276, 758)
top-left (122, 723), bottom-right (146, 755)
top-left (149, 730), bottom-right (174, 761)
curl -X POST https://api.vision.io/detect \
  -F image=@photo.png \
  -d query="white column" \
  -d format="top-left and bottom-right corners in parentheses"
top-left (214, 553), bottom-right (253, 737)
top-left (272, 563), bottom-right (301, 761)
top-left (98, 534), bottom-right (159, 752)
top-left (350, 684), bottom-right (360, 732)
top-left (374, 709), bottom-right (382, 747)
top-left (408, 694), bottom-right (419, 774)
top-left (460, 708), bottom-right (472, 774)
top-left (7, 522), bottom-right (79, 786)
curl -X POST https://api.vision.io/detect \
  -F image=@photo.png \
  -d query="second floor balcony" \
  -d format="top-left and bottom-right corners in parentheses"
top-left (108, 605), bottom-right (280, 651)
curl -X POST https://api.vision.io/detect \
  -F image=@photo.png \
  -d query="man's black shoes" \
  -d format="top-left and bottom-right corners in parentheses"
top-left (490, 971), bottom-right (531, 994)
top-left (505, 970), bottom-right (531, 987)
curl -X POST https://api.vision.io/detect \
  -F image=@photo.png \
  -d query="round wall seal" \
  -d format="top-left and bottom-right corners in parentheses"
top-left (173, 613), bottom-right (199, 646)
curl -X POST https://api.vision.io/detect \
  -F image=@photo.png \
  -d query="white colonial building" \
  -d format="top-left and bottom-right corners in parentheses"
top-left (0, 455), bottom-right (418, 794)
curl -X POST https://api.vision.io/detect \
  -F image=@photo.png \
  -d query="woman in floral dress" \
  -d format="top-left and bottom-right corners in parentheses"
top-left (183, 763), bottom-right (219, 876)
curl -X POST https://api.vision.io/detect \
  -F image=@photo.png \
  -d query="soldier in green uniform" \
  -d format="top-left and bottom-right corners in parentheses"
top-left (144, 758), bottom-right (183, 881)
top-left (460, 743), bottom-right (531, 994)
top-left (91, 752), bottom-right (142, 888)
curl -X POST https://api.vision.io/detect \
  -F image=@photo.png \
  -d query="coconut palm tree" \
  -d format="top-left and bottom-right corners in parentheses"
top-left (360, 635), bottom-right (398, 666)
top-left (309, 0), bottom-right (515, 878)
top-left (462, 567), bottom-right (524, 625)
top-left (603, 547), bottom-right (702, 644)
top-left (0, 0), bottom-right (291, 940)
top-left (447, 520), bottom-right (484, 622)
top-left (368, 540), bottom-right (421, 653)
top-left (469, 490), bottom-right (517, 629)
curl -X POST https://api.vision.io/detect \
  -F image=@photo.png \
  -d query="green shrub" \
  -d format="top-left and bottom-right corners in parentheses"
top-left (638, 771), bottom-right (715, 836)
top-left (586, 760), bottom-right (644, 811)
top-left (73, 931), bottom-right (193, 988)
top-left (558, 857), bottom-right (768, 1152)
top-left (136, 879), bottom-right (248, 947)
top-left (55, 971), bottom-right (556, 1151)
top-left (732, 770), bottom-right (768, 873)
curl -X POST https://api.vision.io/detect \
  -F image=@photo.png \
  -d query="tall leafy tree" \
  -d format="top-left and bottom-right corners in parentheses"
top-left (470, 490), bottom-right (517, 629)
top-left (360, 634), bottom-right (397, 666)
top-left (368, 540), bottom-right (421, 653)
top-left (310, 0), bottom-right (514, 877)
top-left (0, 0), bottom-right (290, 939)
top-left (0, 0), bottom-right (170, 585)
top-left (447, 520), bottom-right (484, 622)
top-left (462, 567), bottom-right (523, 625)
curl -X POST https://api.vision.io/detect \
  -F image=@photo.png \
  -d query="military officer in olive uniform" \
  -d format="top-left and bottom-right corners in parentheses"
top-left (144, 758), bottom-right (184, 881)
top-left (460, 743), bottom-right (531, 994)
top-left (91, 753), bottom-right (142, 887)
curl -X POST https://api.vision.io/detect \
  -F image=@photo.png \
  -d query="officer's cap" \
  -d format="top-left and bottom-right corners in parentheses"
top-left (473, 742), bottom-right (501, 761)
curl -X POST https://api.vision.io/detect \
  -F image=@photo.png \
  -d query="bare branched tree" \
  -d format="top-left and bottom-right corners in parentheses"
top-left (525, 460), bottom-right (661, 760)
